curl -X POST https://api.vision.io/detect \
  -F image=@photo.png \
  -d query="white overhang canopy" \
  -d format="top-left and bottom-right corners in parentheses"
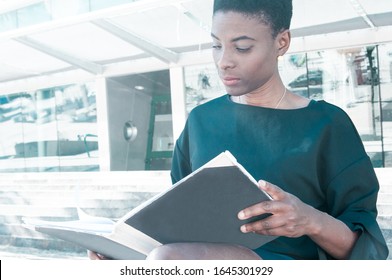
top-left (0, 0), bottom-right (392, 93)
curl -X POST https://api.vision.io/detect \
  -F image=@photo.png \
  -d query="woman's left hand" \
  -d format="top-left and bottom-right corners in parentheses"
top-left (238, 180), bottom-right (317, 238)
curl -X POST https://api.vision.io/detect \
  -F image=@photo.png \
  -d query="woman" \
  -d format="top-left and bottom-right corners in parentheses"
top-left (146, 0), bottom-right (388, 260)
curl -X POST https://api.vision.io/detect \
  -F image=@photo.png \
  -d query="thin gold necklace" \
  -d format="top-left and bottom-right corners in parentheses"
top-left (238, 87), bottom-right (287, 109)
top-left (274, 87), bottom-right (287, 109)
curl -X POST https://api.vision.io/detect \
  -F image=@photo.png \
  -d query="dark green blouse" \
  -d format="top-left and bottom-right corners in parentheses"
top-left (171, 94), bottom-right (388, 259)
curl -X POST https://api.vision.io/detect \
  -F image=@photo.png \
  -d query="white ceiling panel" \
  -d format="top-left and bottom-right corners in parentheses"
top-left (0, 62), bottom-right (34, 81)
top-left (27, 22), bottom-right (144, 62)
top-left (110, 5), bottom-right (211, 48)
top-left (0, 40), bottom-right (70, 77)
top-left (0, 0), bottom-right (392, 92)
top-left (291, 0), bottom-right (359, 29)
top-left (181, 0), bottom-right (213, 31)
top-left (358, 0), bottom-right (392, 15)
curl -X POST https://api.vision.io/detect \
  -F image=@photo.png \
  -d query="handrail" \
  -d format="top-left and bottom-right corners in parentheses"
top-left (83, 134), bottom-right (97, 158)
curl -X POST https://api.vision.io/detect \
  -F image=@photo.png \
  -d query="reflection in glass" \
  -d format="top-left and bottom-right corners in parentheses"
top-left (0, 82), bottom-right (98, 172)
top-left (107, 70), bottom-right (172, 171)
top-left (378, 43), bottom-right (392, 167)
top-left (281, 45), bottom-right (392, 167)
top-left (146, 95), bottom-right (173, 170)
top-left (0, 93), bottom-right (25, 171)
top-left (184, 63), bottom-right (225, 114)
top-left (55, 83), bottom-right (98, 171)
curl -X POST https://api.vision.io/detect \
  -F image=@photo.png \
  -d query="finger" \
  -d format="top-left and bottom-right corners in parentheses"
top-left (87, 250), bottom-right (107, 260)
top-left (238, 200), bottom-right (273, 220)
top-left (238, 181), bottom-right (287, 220)
top-left (258, 180), bottom-right (285, 200)
top-left (240, 216), bottom-right (286, 234)
top-left (254, 226), bottom-right (284, 236)
top-left (87, 250), bottom-right (100, 260)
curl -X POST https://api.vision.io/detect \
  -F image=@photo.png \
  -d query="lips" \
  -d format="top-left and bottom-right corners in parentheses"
top-left (222, 76), bottom-right (240, 87)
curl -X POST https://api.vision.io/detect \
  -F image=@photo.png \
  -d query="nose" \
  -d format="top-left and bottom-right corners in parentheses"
top-left (215, 49), bottom-right (235, 70)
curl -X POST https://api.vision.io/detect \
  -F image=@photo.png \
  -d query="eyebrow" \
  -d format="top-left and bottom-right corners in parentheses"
top-left (211, 33), bottom-right (256, 42)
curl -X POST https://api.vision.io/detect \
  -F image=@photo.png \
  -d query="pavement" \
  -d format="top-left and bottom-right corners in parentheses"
top-left (0, 245), bottom-right (88, 260)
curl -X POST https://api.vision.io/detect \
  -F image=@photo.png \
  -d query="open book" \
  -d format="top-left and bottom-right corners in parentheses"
top-left (23, 151), bottom-right (276, 260)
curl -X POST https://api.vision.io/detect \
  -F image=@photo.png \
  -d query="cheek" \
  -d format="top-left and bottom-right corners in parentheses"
top-left (241, 56), bottom-right (270, 78)
top-left (242, 56), bottom-right (276, 86)
top-left (252, 53), bottom-right (277, 74)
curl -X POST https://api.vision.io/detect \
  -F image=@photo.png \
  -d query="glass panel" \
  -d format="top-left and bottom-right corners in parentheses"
top-left (365, 46), bottom-right (383, 167)
top-left (280, 53), bottom-right (309, 98)
top-left (0, 93), bottom-right (26, 172)
top-left (107, 70), bottom-right (172, 171)
top-left (147, 95), bottom-right (173, 170)
top-left (55, 83), bottom-right (99, 171)
top-left (151, 99), bottom-right (173, 152)
top-left (0, 11), bottom-right (17, 32)
top-left (0, 82), bottom-right (99, 173)
top-left (183, 63), bottom-right (225, 114)
top-left (47, 0), bottom-right (89, 19)
top-left (89, 0), bottom-right (134, 11)
top-left (379, 43), bottom-right (392, 167)
top-left (20, 89), bottom-right (59, 172)
top-left (17, 3), bottom-right (51, 27)
top-left (281, 46), bottom-right (384, 167)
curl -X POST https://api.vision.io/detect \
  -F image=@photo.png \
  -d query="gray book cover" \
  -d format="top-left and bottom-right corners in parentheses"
top-left (126, 165), bottom-right (276, 249)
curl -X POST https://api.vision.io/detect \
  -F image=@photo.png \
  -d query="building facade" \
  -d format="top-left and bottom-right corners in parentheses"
top-left (1, 0), bottom-right (392, 172)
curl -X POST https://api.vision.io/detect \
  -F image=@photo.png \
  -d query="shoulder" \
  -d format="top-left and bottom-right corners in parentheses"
top-left (188, 94), bottom-right (229, 119)
top-left (310, 100), bottom-right (355, 127)
top-left (312, 99), bottom-right (346, 113)
top-left (305, 100), bottom-right (365, 155)
top-left (312, 100), bottom-right (367, 158)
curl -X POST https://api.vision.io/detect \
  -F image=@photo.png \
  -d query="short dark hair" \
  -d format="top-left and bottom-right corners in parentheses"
top-left (213, 0), bottom-right (293, 37)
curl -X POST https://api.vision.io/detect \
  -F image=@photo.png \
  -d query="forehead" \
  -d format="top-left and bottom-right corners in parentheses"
top-left (211, 11), bottom-right (272, 39)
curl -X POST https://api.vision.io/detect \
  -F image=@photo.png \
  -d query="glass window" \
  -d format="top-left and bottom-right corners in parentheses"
top-left (0, 92), bottom-right (26, 172)
top-left (17, 3), bottom-right (52, 28)
top-left (0, 11), bottom-right (17, 32)
top-left (21, 89), bottom-right (59, 171)
top-left (89, 0), bottom-right (135, 11)
top-left (107, 70), bottom-right (172, 171)
top-left (146, 94), bottom-right (173, 170)
top-left (281, 46), bottom-right (385, 167)
top-left (55, 83), bottom-right (99, 171)
top-left (47, 0), bottom-right (89, 19)
top-left (379, 43), bottom-right (392, 167)
top-left (0, 82), bottom-right (98, 173)
top-left (184, 63), bottom-right (225, 114)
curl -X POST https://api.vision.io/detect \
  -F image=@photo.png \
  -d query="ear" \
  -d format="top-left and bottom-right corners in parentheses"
top-left (276, 30), bottom-right (291, 57)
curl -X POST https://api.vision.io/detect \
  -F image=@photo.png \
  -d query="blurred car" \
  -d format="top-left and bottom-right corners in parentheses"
top-left (288, 70), bottom-right (324, 88)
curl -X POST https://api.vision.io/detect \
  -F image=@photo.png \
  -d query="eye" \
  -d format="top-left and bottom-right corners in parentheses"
top-left (212, 45), bottom-right (222, 50)
top-left (236, 47), bottom-right (252, 53)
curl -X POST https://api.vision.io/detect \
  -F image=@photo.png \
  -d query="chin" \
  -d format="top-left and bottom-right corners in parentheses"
top-left (225, 88), bottom-right (245, 97)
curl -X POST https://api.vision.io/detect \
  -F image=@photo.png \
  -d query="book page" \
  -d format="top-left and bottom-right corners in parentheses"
top-left (23, 217), bottom-right (115, 234)
top-left (109, 222), bottom-right (162, 255)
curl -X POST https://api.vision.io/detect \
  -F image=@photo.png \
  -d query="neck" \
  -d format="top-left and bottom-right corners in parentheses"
top-left (236, 86), bottom-right (287, 108)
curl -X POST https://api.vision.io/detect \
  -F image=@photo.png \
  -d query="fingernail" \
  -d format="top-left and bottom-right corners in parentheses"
top-left (259, 180), bottom-right (266, 187)
top-left (240, 225), bottom-right (247, 233)
top-left (238, 211), bottom-right (245, 220)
